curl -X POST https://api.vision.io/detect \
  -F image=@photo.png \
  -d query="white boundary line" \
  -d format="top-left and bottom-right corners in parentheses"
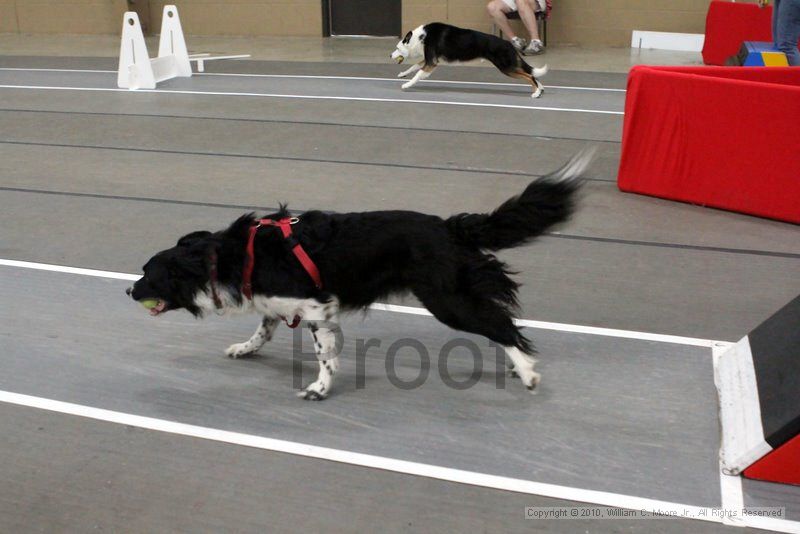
top-left (370, 302), bottom-right (724, 347)
top-left (0, 84), bottom-right (623, 115)
top-left (0, 259), bottom-right (139, 281)
top-left (0, 67), bottom-right (627, 92)
top-left (1, 259), bottom-right (726, 347)
top-left (201, 72), bottom-right (628, 93)
top-left (0, 68), bottom-right (113, 74)
top-left (715, 343), bottom-right (747, 529)
top-left (753, 517), bottom-right (800, 534)
top-left (2, 389), bottom-right (798, 532)
top-left (0, 389), bottom-right (725, 525)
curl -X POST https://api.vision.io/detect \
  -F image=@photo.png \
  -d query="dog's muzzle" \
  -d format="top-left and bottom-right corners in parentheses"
top-left (391, 51), bottom-right (404, 64)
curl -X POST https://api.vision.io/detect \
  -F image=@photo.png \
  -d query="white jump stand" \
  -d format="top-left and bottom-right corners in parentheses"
top-left (118, 5), bottom-right (249, 90)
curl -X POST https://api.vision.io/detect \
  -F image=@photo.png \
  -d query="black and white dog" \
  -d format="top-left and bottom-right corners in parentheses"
top-left (391, 22), bottom-right (549, 98)
top-left (126, 149), bottom-right (594, 400)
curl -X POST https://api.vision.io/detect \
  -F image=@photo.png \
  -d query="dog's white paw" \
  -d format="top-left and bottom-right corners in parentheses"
top-left (514, 367), bottom-right (541, 393)
top-left (225, 342), bottom-right (257, 359)
top-left (531, 83), bottom-right (544, 99)
top-left (297, 381), bottom-right (329, 401)
top-left (397, 72), bottom-right (408, 78)
top-left (524, 371), bottom-right (542, 394)
top-left (401, 81), bottom-right (414, 90)
top-left (510, 356), bottom-right (541, 393)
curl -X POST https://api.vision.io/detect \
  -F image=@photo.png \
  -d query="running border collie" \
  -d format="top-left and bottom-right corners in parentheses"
top-left (126, 149), bottom-right (595, 400)
top-left (391, 22), bottom-right (549, 98)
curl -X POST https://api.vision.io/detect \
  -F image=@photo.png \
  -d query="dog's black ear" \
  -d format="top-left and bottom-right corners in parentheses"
top-left (177, 231), bottom-right (212, 247)
top-left (419, 31), bottom-right (426, 42)
top-left (167, 242), bottom-right (215, 279)
top-left (402, 31), bottom-right (412, 44)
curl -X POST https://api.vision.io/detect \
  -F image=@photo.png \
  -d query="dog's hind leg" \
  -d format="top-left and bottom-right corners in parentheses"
top-left (414, 291), bottom-right (541, 393)
top-left (298, 300), bottom-right (342, 401)
top-left (398, 61), bottom-right (424, 78)
top-left (225, 316), bottom-right (279, 359)
top-left (507, 69), bottom-right (544, 99)
top-left (401, 63), bottom-right (437, 90)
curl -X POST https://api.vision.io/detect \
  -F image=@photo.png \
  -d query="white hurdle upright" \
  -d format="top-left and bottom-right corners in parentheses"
top-left (118, 5), bottom-right (249, 90)
top-left (118, 5), bottom-right (190, 90)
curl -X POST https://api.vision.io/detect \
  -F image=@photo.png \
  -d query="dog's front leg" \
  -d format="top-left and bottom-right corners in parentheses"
top-left (225, 316), bottom-right (279, 359)
top-left (398, 61), bottom-right (423, 78)
top-left (297, 320), bottom-right (341, 401)
top-left (401, 64), bottom-right (435, 90)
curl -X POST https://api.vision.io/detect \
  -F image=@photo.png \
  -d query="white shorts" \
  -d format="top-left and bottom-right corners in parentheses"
top-left (500, 0), bottom-right (545, 12)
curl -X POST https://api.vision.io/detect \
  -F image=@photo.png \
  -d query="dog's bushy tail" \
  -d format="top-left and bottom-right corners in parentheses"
top-left (446, 147), bottom-right (595, 251)
top-left (531, 63), bottom-right (548, 78)
top-left (518, 56), bottom-right (548, 78)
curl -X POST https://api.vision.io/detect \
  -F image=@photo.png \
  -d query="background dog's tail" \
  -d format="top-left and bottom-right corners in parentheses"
top-left (445, 146), bottom-right (595, 251)
top-left (532, 63), bottom-right (548, 78)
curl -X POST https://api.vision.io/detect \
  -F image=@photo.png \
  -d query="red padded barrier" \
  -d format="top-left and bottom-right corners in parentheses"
top-left (744, 433), bottom-right (800, 486)
top-left (617, 66), bottom-right (800, 224)
top-left (646, 65), bottom-right (800, 85)
top-left (703, 1), bottom-right (773, 65)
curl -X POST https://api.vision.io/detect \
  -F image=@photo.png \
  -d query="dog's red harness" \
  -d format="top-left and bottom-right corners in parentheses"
top-left (242, 217), bottom-right (323, 299)
top-left (208, 217), bottom-right (322, 329)
top-left (243, 217), bottom-right (322, 328)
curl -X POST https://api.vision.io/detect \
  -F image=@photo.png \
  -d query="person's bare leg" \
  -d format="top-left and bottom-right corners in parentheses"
top-left (516, 0), bottom-right (540, 42)
top-left (487, 0), bottom-right (518, 39)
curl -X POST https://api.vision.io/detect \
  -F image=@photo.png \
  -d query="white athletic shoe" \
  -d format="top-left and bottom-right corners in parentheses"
top-left (511, 36), bottom-right (527, 52)
top-left (523, 39), bottom-right (545, 55)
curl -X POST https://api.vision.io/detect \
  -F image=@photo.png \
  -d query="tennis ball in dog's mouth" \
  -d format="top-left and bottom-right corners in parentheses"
top-left (140, 298), bottom-right (160, 310)
top-left (395, 56), bottom-right (404, 64)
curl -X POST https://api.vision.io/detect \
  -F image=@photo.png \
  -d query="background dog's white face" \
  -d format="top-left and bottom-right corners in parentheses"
top-left (391, 26), bottom-right (426, 63)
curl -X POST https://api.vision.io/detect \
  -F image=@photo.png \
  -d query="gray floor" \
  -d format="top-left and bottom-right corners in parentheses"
top-left (1, 267), bottom-right (722, 506)
top-left (1, 57), bottom-right (799, 533)
top-left (0, 404), bottom-right (738, 534)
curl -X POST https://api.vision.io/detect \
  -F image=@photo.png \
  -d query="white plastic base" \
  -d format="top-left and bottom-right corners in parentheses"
top-left (714, 336), bottom-right (772, 475)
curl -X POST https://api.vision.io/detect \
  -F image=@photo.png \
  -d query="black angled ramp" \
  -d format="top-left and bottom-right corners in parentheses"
top-left (716, 293), bottom-right (800, 483)
top-left (748, 294), bottom-right (800, 449)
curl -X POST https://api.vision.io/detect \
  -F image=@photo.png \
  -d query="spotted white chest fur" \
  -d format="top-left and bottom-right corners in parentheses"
top-left (193, 286), bottom-right (337, 322)
top-left (194, 286), bottom-right (343, 400)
